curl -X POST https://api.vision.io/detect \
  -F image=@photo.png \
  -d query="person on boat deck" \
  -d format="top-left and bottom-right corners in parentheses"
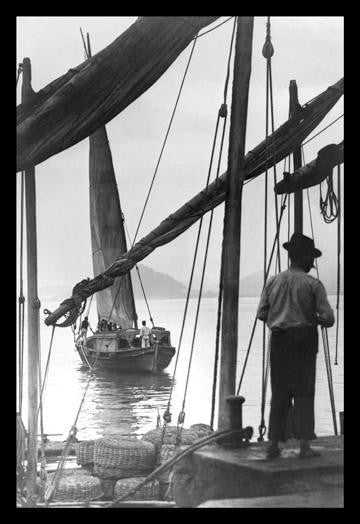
top-left (99, 319), bottom-right (107, 331)
top-left (80, 316), bottom-right (93, 341)
top-left (256, 233), bottom-right (334, 460)
top-left (139, 320), bottom-right (151, 348)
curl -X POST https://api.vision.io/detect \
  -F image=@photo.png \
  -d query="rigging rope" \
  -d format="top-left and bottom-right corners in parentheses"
top-left (302, 113), bottom-right (344, 147)
top-left (37, 334), bottom-right (48, 483)
top-left (18, 171), bottom-right (25, 416)
top-left (124, 218), bottom-right (155, 328)
top-left (161, 16), bottom-right (237, 442)
top-left (176, 16), bottom-right (237, 441)
top-left (334, 164), bottom-right (341, 365)
top-left (16, 63), bottom-right (23, 87)
top-left (302, 147), bottom-right (339, 433)
top-left (189, 16), bottom-right (234, 40)
top-left (258, 16), bottom-right (279, 441)
top-left (319, 171), bottom-right (339, 223)
top-left (132, 33), bottom-right (199, 247)
top-left (209, 253), bottom-right (224, 429)
top-left (236, 194), bottom-right (288, 395)
top-left (45, 268), bottom-right (127, 504)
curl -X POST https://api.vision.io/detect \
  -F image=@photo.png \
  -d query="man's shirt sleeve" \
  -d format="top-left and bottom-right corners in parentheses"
top-left (314, 281), bottom-right (335, 327)
top-left (256, 286), bottom-right (270, 322)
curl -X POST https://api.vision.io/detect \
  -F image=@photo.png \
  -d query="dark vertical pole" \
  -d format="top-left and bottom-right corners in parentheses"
top-left (289, 80), bottom-right (303, 233)
top-left (218, 17), bottom-right (254, 430)
top-left (22, 57), bottom-right (40, 505)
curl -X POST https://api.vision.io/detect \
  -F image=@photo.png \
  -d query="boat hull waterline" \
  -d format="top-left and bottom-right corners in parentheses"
top-left (76, 330), bottom-right (175, 372)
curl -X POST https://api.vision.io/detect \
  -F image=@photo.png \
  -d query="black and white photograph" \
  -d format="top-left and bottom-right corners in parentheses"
top-left (16, 16), bottom-right (344, 508)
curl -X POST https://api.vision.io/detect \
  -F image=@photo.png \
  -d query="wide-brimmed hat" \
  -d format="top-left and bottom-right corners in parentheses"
top-left (283, 233), bottom-right (322, 258)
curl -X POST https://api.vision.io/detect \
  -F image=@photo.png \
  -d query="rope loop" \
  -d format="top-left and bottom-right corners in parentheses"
top-left (18, 295), bottom-right (25, 304)
top-left (262, 16), bottom-right (274, 59)
top-left (257, 422), bottom-right (267, 441)
top-left (262, 39), bottom-right (274, 59)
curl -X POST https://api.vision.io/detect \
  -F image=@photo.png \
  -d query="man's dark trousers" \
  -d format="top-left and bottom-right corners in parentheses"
top-left (268, 326), bottom-right (318, 441)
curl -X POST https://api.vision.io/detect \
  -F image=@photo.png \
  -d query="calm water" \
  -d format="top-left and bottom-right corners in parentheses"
top-left (19, 296), bottom-right (343, 442)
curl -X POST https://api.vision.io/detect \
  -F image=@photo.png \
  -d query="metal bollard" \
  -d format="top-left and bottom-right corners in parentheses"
top-left (219, 395), bottom-right (249, 448)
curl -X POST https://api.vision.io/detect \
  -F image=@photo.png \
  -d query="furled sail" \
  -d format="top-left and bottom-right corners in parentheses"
top-left (89, 127), bottom-right (137, 329)
top-left (16, 16), bottom-right (219, 172)
top-left (45, 77), bottom-right (343, 326)
top-left (274, 141), bottom-right (343, 194)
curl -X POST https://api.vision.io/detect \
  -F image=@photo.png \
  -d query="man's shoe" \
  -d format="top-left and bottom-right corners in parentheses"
top-left (298, 447), bottom-right (321, 459)
top-left (266, 446), bottom-right (281, 459)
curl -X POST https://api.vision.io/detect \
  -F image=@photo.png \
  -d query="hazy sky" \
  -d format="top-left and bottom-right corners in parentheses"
top-left (16, 16), bottom-right (344, 295)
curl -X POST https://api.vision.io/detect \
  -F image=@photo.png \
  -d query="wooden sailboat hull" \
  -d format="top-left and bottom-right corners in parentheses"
top-left (76, 331), bottom-right (175, 372)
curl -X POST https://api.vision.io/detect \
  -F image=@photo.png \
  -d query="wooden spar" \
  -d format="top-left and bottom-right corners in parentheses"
top-left (289, 80), bottom-right (303, 233)
top-left (218, 17), bottom-right (254, 430)
top-left (22, 57), bottom-right (40, 505)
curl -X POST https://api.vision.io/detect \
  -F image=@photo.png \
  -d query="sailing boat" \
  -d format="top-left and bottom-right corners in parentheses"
top-left (75, 124), bottom-right (175, 372)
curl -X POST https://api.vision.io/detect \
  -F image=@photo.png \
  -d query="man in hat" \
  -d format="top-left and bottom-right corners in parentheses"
top-left (256, 233), bottom-right (335, 459)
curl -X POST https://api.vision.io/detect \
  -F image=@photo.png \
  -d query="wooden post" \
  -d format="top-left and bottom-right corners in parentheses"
top-left (289, 80), bottom-right (303, 233)
top-left (218, 17), bottom-right (254, 430)
top-left (22, 57), bottom-right (40, 505)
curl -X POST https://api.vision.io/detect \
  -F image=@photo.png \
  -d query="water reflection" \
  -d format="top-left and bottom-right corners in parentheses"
top-left (75, 367), bottom-right (174, 440)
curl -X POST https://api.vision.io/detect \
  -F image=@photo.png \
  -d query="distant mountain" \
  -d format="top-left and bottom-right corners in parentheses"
top-left (39, 264), bottom-right (217, 301)
top-left (39, 262), bottom-right (342, 302)
top-left (239, 266), bottom-right (343, 297)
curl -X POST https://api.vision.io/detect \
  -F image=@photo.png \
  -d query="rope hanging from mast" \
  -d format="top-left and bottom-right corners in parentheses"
top-left (236, 194), bottom-right (288, 396)
top-left (259, 15), bottom-right (279, 441)
top-left (334, 164), bottom-right (341, 365)
top-left (18, 171), bottom-right (26, 416)
top-left (302, 146), bottom-right (339, 433)
top-left (176, 16), bottom-right (238, 441)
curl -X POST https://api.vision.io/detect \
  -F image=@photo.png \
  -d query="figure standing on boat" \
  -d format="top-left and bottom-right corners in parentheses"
top-left (139, 320), bottom-right (151, 348)
top-left (78, 316), bottom-right (93, 343)
top-left (256, 233), bottom-right (335, 459)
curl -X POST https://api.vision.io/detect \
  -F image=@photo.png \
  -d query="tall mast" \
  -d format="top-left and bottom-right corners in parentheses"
top-left (22, 57), bottom-right (40, 504)
top-left (289, 80), bottom-right (303, 232)
top-left (218, 17), bottom-right (254, 430)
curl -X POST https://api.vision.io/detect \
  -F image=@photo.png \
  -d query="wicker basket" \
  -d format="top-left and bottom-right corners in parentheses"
top-left (156, 444), bottom-right (189, 483)
top-left (45, 468), bottom-right (103, 502)
top-left (190, 423), bottom-right (214, 438)
top-left (94, 437), bottom-right (155, 480)
top-left (114, 477), bottom-right (160, 501)
top-left (75, 440), bottom-right (96, 466)
top-left (142, 426), bottom-right (198, 449)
